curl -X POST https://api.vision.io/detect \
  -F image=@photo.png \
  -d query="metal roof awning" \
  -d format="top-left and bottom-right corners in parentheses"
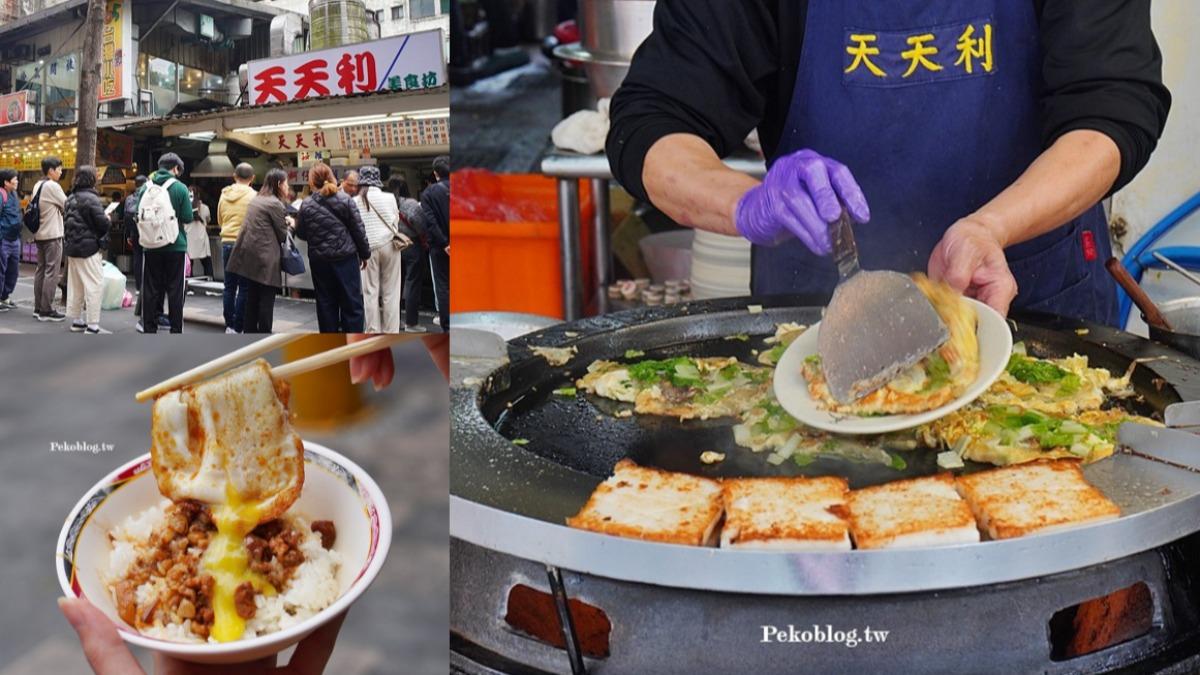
top-left (0, 0), bottom-right (87, 41)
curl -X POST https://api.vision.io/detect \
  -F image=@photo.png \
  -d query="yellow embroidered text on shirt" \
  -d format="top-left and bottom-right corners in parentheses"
top-left (901, 34), bottom-right (943, 77)
top-left (845, 34), bottom-right (887, 77)
top-left (954, 24), bottom-right (994, 74)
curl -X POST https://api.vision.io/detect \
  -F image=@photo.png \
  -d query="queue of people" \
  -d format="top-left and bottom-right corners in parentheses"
top-left (0, 152), bottom-right (450, 334)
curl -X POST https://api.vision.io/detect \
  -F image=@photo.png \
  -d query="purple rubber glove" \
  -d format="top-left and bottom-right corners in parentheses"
top-left (734, 148), bottom-right (871, 254)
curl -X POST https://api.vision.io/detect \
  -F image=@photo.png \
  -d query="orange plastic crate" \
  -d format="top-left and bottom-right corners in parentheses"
top-left (451, 173), bottom-right (595, 319)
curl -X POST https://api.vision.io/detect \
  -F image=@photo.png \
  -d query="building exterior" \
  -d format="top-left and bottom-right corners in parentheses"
top-left (0, 0), bottom-right (448, 285)
top-left (261, 0), bottom-right (450, 57)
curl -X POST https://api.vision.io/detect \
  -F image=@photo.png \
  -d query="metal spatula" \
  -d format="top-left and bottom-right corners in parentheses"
top-left (1118, 421), bottom-right (1200, 472)
top-left (817, 211), bottom-right (950, 403)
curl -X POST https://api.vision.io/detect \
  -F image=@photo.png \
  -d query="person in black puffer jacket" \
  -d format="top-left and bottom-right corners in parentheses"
top-left (295, 162), bottom-right (371, 332)
top-left (63, 166), bottom-right (112, 334)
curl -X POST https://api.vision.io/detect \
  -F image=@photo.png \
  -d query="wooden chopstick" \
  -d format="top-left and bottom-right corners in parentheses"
top-left (135, 334), bottom-right (302, 402)
top-left (135, 334), bottom-right (420, 402)
top-left (272, 334), bottom-right (416, 379)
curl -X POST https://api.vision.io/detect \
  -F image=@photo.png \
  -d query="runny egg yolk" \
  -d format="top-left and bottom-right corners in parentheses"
top-left (202, 483), bottom-right (277, 642)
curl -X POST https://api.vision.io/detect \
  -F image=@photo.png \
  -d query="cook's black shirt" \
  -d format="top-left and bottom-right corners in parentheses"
top-left (607, 0), bottom-right (1171, 202)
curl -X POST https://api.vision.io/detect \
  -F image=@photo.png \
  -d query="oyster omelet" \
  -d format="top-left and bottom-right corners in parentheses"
top-left (978, 343), bottom-right (1134, 416)
top-left (576, 356), bottom-right (771, 420)
top-left (802, 275), bottom-right (980, 415)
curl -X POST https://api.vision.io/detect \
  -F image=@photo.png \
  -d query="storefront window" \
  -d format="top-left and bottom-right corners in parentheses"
top-left (13, 62), bottom-right (41, 118)
top-left (138, 54), bottom-right (177, 116)
top-left (178, 66), bottom-right (202, 105)
top-left (178, 67), bottom-right (228, 106)
top-left (43, 53), bottom-right (79, 124)
top-left (411, 0), bottom-right (435, 19)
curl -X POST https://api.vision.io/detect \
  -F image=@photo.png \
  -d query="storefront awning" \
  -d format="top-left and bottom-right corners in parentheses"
top-left (119, 86), bottom-right (449, 158)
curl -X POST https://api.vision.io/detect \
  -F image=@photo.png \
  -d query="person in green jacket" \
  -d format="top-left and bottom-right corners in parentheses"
top-left (140, 152), bottom-right (194, 333)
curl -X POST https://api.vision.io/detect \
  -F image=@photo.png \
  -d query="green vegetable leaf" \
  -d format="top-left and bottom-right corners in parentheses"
top-left (920, 353), bottom-right (951, 392)
top-left (511, 438), bottom-right (530, 446)
top-left (793, 453), bottom-right (815, 467)
top-left (719, 364), bottom-right (741, 380)
top-left (553, 387), bottom-right (577, 397)
top-left (627, 357), bottom-right (701, 387)
top-left (624, 349), bottom-right (646, 359)
top-left (804, 353), bottom-right (822, 366)
top-left (889, 453), bottom-right (908, 471)
top-left (1057, 373), bottom-right (1082, 397)
top-left (761, 344), bottom-right (787, 365)
top-left (693, 386), bottom-right (731, 405)
top-left (1007, 354), bottom-right (1068, 384)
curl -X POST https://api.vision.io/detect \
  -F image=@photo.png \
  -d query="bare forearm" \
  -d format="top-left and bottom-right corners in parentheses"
top-left (971, 129), bottom-right (1121, 248)
top-left (642, 134), bottom-right (759, 236)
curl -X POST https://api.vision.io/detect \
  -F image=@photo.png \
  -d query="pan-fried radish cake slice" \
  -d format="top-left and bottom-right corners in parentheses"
top-left (566, 459), bottom-right (723, 546)
top-left (720, 476), bottom-right (850, 550)
top-left (955, 460), bottom-right (1119, 540)
top-left (842, 474), bottom-right (979, 549)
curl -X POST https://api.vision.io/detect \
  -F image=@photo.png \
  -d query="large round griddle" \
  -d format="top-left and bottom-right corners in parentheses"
top-left (450, 296), bottom-right (1200, 595)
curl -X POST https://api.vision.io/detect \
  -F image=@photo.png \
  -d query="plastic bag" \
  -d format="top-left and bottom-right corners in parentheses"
top-left (100, 261), bottom-right (127, 310)
top-left (450, 169), bottom-right (560, 223)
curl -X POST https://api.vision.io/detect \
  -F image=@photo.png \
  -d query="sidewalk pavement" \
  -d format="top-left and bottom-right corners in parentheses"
top-left (0, 262), bottom-right (440, 334)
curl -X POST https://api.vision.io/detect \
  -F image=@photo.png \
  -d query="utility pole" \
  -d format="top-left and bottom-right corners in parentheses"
top-left (76, 0), bottom-right (106, 168)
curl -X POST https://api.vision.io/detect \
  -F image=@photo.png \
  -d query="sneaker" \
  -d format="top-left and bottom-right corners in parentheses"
top-left (158, 315), bottom-right (171, 327)
top-left (0, 303), bottom-right (9, 313)
top-left (0, 298), bottom-right (14, 308)
top-left (225, 327), bottom-right (238, 334)
top-left (70, 320), bottom-right (86, 333)
top-left (135, 321), bottom-right (145, 333)
top-left (85, 325), bottom-right (110, 335)
top-left (39, 310), bottom-right (67, 322)
top-left (432, 316), bottom-right (441, 327)
top-left (403, 324), bottom-right (427, 333)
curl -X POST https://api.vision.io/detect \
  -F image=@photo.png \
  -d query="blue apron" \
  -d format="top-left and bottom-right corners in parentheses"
top-left (754, 0), bottom-right (1118, 326)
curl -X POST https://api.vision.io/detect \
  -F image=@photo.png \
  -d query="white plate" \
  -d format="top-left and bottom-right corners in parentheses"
top-left (773, 298), bottom-right (1013, 434)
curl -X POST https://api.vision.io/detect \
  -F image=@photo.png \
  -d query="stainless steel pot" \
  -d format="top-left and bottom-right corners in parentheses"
top-left (553, 0), bottom-right (655, 99)
top-left (552, 43), bottom-right (630, 99)
top-left (1146, 297), bottom-right (1200, 358)
top-left (578, 0), bottom-right (656, 61)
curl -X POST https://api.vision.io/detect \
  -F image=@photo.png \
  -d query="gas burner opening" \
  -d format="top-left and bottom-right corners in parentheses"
top-left (503, 583), bottom-right (612, 659)
top-left (1049, 581), bottom-right (1155, 661)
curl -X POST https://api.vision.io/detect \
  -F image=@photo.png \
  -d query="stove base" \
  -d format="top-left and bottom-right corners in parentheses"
top-left (451, 534), bottom-right (1200, 674)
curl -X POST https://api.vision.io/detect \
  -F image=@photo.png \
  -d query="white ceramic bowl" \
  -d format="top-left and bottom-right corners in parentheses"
top-left (774, 298), bottom-right (1013, 434)
top-left (55, 442), bottom-right (392, 665)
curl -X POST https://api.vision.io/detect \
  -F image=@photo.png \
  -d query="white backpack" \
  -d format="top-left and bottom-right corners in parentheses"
top-left (137, 177), bottom-right (179, 249)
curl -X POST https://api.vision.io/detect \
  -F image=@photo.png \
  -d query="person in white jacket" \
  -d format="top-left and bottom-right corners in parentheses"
top-left (32, 156), bottom-right (68, 321)
top-left (352, 166), bottom-right (411, 333)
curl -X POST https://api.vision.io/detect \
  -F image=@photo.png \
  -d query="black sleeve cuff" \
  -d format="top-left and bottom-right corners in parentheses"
top-left (1045, 115), bottom-right (1154, 197)
top-left (607, 112), bottom-right (707, 203)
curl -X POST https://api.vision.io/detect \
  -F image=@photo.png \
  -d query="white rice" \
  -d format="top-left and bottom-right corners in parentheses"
top-left (107, 499), bottom-right (171, 582)
top-left (108, 505), bottom-right (343, 643)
